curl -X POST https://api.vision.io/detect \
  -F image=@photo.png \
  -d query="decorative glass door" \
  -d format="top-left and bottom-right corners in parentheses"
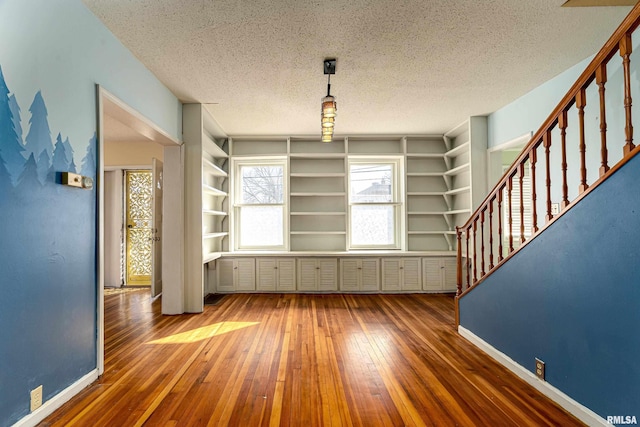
top-left (125, 170), bottom-right (153, 285)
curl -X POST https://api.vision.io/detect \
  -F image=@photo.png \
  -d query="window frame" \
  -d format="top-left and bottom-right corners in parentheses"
top-left (347, 156), bottom-right (404, 250)
top-left (232, 157), bottom-right (288, 251)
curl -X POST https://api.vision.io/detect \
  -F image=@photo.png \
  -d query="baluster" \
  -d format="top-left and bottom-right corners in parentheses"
top-left (489, 198), bottom-right (494, 270)
top-left (473, 220), bottom-right (477, 283)
top-left (596, 64), bottom-right (609, 176)
top-left (456, 227), bottom-right (462, 296)
top-left (577, 88), bottom-right (589, 193)
top-left (465, 227), bottom-right (470, 289)
top-left (620, 33), bottom-right (635, 155)
top-left (559, 111), bottom-right (570, 208)
top-left (530, 147), bottom-right (538, 233)
top-left (497, 189), bottom-right (504, 262)
top-left (507, 175), bottom-right (514, 253)
top-left (544, 132), bottom-right (553, 222)
top-left (519, 162), bottom-right (525, 243)
top-left (480, 209), bottom-right (485, 277)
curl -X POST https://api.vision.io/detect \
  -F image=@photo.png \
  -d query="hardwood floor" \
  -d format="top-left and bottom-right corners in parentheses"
top-left (41, 290), bottom-right (583, 426)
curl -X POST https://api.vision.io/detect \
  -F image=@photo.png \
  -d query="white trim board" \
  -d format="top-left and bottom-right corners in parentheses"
top-left (458, 326), bottom-right (608, 426)
top-left (12, 370), bottom-right (98, 427)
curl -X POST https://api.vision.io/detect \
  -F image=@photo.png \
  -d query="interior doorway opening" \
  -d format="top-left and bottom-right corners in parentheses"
top-left (97, 86), bottom-right (181, 374)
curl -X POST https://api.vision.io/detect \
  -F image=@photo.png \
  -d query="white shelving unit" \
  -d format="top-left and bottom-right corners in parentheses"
top-left (289, 137), bottom-right (347, 252)
top-left (183, 104), bottom-right (229, 312)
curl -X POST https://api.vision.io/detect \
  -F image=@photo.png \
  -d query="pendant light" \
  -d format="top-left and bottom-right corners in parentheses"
top-left (321, 59), bottom-right (337, 143)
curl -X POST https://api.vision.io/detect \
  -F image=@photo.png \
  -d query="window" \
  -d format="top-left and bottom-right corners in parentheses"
top-left (233, 159), bottom-right (287, 250)
top-left (348, 158), bottom-right (403, 249)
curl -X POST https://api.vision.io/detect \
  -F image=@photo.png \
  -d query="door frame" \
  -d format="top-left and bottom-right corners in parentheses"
top-left (96, 86), bottom-right (182, 375)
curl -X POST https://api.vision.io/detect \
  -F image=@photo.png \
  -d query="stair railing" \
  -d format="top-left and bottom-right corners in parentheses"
top-left (456, 3), bottom-right (640, 300)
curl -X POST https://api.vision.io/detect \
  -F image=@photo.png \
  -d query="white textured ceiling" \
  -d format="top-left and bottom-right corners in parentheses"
top-left (83, 0), bottom-right (632, 137)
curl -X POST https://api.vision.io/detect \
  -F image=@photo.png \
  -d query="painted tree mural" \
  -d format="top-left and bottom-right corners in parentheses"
top-left (24, 91), bottom-right (53, 161)
top-left (81, 132), bottom-right (96, 178)
top-left (0, 66), bottom-right (25, 184)
top-left (17, 153), bottom-right (41, 189)
top-left (37, 150), bottom-right (50, 184)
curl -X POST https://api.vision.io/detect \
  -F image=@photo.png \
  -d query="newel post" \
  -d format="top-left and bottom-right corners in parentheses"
top-left (456, 227), bottom-right (462, 296)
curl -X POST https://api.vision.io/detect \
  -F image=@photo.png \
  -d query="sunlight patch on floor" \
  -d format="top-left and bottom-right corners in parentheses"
top-left (147, 321), bottom-right (260, 344)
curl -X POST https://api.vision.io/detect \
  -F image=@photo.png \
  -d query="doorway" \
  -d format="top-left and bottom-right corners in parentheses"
top-left (125, 169), bottom-right (153, 286)
top-left (97, 87), bottom-right (181, 375)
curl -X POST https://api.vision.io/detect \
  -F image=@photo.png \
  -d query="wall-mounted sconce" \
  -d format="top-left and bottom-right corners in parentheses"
top-left (61, 172), bottom-right (93, 190)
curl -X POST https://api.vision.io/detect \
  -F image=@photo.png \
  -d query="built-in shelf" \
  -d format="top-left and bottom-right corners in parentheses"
top-left (408, 231), bottom-right (457, 235)
top-left (202, 132), bottom-right (229, 158)
top-left (290, 192), bottom-right (346, 197)
top-left (204, 232), bottom-right (229, 239)
top-left (445, 186), bottom-right (470, 196)
top-left (289, 153), bottom-right (344, 159)
top-left (203, 252), bottom-right (223, 263)
top-left (290, 173), bottom-right (345, 178)
top-left (406, 172), bottom-right (446, 177)
top-left (408, 209), bottom-right (471, 216)
top-left (445, 141), bottom-right (470, 158)
top-left (443, 162), bottom-right (470, 177)
top-left (202, 209), bottom-right (227, 216)
top-left (290, 212), bottom-right (346, 216)
top-left (290, 231), bottom-right (346, 235)
top-left (407, 191), bottom-right (446, 196)
top-left (405, 153), bottom-right (446, 158)
top-left (202, 184), bottom-right (227, 197)
top-left (203, 158), bottom-right (228, 177)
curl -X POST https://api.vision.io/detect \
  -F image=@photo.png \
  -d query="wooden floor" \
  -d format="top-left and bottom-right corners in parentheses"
top-left (41, 290), bottom-right (583, 426)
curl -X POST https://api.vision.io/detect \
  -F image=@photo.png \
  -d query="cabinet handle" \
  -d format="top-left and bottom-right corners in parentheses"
top-left (400, 266), bottom-right (404, 269)
top-left (358, 267), bottom-right (362, 270)
top-left (234, 267), bottom-right (238, 269)
top-left (274, 266), bottom-right (278, 269)
top-left (316, 267), bottom-right (320, 270)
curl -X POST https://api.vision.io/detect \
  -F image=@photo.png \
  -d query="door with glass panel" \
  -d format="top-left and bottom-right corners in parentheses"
top-left (125, 170), bottom-right (153, 286)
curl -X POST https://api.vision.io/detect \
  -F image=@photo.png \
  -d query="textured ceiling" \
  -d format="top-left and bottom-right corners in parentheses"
top-left (83, 0), bottom-right (632, 137)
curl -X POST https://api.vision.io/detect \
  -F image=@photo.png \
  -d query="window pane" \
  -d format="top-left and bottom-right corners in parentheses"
top-left (239, 206), bottom-right (283, 247)
top-left (351, 205), bottom-right (395, 246)
top-left (241, 166), bottom-right (283, 204)
top-left (350, 164), bottom-right (392, 203)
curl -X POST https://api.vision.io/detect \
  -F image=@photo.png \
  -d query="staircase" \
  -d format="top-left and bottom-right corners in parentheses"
top-left (455, 3), bottom-right (640, 425)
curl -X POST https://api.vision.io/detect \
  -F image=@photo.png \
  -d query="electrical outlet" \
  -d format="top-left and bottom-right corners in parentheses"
top-left (551, 203), bottom-right (560, 215)
top-left (535, 358), bottom-right (546, 381)
top-left (30, 385), bottom-right (43, 412)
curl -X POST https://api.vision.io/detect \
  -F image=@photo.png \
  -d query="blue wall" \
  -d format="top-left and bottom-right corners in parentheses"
top-left (0, 1), bottom-right (181, 425)
top-left (459, 153), bottom-right (640, 421)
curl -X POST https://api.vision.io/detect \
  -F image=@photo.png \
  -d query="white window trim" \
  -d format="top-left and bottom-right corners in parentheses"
top-left (347, 156), bottom-right (404, 250)
top-left (231, 157), bottom-right (289, 251)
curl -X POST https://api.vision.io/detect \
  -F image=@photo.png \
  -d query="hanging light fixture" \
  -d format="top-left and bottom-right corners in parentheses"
top-left (321, 59), bottom-right (337, 143)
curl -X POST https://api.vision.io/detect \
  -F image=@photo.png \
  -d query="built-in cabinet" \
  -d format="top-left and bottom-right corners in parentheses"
top-left (214, 255), bottom-right (455, 293)
top-left (422, 257), bottom-right (457, 292)
top-left (297, 258), bottom-right (339, 291)
top-left (217, 258), bottom-right (255, 292)
top-left (340, 258), bottom-right (380, 292)
top-left (381, 258), bottom-right (422, 291)
top-left (256, 258), bottom-right (296, 291)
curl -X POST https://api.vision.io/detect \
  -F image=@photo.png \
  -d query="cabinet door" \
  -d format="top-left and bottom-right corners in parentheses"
top-left (381, 259), bottom-right (401, 291)
top-left (217, 258), bottom-right (235, 292)
top-left (318, 258), bottom-right (338, 291)
top-left (298, 259), bottom-right (318, 291)
top-left (276, 259), bottom-right (296, 291)
top-left (402, 258), bottom-right (422, 291)
top-left (236, 259), bottom-right (256, 291)
top-left (361, 259), bottom-right (380, 291)
top-left (423, 258), bottom-right (443, 291)
top-left (257, 259), bottom-right (277, 291)
top-left (340, 259), bottom-right (360, 291)
top-left (443, 257), bottom-right (458, 292)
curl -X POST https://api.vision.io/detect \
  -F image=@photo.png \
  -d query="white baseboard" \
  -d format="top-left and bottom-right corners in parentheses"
top-left (12, 370), bottom-right (99, 427)
top-left (458, 326), bottom-right (608, 427)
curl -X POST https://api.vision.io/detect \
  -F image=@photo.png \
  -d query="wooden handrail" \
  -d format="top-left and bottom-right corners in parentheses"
top-left (456, 2), bottom-right (640, 299)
